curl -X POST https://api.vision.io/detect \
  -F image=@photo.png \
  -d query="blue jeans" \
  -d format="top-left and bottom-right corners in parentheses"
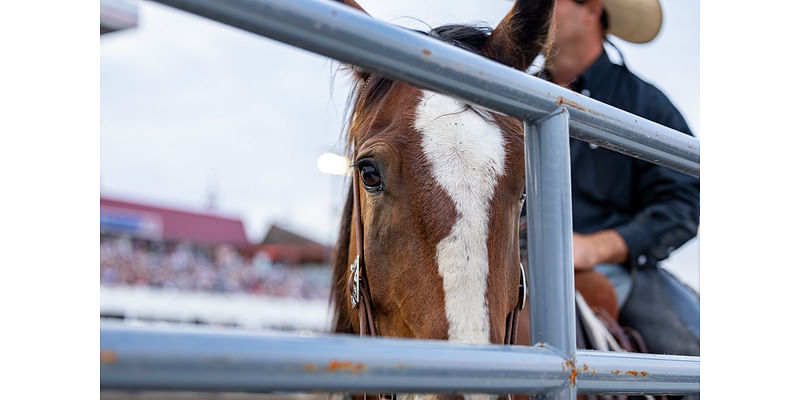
top-left (594, 264), bottom-right (632, 309)
top-left (607, 264), bottom-right (700, 357)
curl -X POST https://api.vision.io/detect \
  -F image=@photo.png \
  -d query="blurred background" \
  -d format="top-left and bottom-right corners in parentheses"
top-left (100, 0), bottom-right (699, 332)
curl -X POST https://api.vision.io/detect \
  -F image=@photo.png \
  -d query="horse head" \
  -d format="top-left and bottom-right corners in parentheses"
top-left (331, 0), bottom-right (554, 345)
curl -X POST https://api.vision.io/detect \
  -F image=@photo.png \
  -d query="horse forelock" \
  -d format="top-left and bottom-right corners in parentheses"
top-left (344, 24), bottom-right (492, 153)
top-left (345, 75), bottom-right (395, 152)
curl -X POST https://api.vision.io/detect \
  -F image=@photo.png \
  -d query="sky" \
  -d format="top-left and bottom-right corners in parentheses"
top-left (100, 0), bottom-right (699, 288)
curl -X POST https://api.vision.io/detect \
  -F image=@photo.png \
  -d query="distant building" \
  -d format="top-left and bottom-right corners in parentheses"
top-left (100, 196), bottom-right (251, 251)
top-left (256, 225), bottom-right (331, 266)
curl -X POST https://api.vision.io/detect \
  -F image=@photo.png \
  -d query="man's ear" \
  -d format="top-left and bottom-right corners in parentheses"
top-left (483, 0), bottom-right (555, 71)
top-left (584, 0), bottom-right (604, 22)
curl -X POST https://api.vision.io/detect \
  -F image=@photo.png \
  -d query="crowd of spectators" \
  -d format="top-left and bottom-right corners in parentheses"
top-left (100, 235), bottom-right (330, 300)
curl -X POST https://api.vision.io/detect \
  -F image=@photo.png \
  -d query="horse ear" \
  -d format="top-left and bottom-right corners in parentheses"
top-left (484, 0), bottom-right (555, 71)
top-left (333, 0), bottom-right (370, 15)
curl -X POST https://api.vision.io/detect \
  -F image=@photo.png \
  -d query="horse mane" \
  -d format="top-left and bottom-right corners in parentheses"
top-left (330, 185), bottom-right (355, 333)
top-left (329, 23), bottom-right (516, 333)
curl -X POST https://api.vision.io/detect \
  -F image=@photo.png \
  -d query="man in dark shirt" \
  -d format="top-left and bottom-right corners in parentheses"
top-left (536, 0), bottom-right (700, 356)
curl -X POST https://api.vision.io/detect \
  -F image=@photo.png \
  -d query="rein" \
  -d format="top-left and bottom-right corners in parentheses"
top-left (346, 167), bottom-right (528, 344)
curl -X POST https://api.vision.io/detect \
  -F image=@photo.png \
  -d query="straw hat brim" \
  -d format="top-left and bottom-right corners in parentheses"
top-left (603, 0), bottom-right (663, 44)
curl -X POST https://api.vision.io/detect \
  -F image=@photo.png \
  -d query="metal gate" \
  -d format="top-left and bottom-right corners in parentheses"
top-left (100, 0), bottom-right (701, 398)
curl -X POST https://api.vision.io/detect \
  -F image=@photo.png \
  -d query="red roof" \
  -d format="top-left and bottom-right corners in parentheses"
top-left (256, 225), bottom-right (331, 264)
top-left (100, 196), bottom-right (251, 249)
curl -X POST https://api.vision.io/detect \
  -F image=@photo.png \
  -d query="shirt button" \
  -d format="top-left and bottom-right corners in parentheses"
top-left (637, 255), bottom-right (647, 266)
top-left (581, 89), bottom-right (591, 97)
top-left (589, 143), bottom-right (599, 150)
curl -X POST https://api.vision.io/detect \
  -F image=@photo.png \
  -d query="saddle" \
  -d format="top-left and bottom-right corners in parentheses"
top-left (618, 265), bottom-right (700, 357)
top-left (518, 218), bottom-right (665, 400)
top-left (573, 271), bottom-right (669, 400)
top-left (518, 218), bottom-right (648, 354)
top-left (574, 270), bottom-right (648, 354)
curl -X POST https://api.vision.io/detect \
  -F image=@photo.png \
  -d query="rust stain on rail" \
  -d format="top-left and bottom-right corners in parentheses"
top-left (564, 362), bottom-right (598, 385)
top-left (100, 350), bottom-right (117, 364)
top-left (563, 359), bottom-right (577, 386)
top-left (556, 96), bottom-right (587, 113)
top-left (555, 96), bottom-right (618, 121)
top-left (327, 360), bottom-right (367, 375)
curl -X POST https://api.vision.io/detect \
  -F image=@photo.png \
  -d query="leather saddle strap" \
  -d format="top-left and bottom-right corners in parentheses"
top-left (594, 307), bottom-right (635, 352)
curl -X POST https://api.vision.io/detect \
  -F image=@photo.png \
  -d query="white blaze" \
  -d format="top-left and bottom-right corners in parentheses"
top-left (414, 91), bottom-right (506, 345)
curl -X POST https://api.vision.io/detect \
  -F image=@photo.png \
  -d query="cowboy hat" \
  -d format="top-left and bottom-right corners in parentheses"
top-left (603, 0), bottom-right (663, 44)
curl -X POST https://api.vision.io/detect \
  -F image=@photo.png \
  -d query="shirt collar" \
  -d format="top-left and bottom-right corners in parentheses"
top-left (541, 48), bottom-right (620, 92)
top-left (580, 49), bottom-right (615, 87)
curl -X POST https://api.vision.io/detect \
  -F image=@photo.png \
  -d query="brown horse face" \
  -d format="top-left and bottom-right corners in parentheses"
top-left (331, 0), bottom-right (554, 345)
top-left (349, 83), bottom-right (527, 343)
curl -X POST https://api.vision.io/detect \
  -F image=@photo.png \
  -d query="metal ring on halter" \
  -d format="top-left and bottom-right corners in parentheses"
top-left (350, 255), bottom-right (360, 309)
top-left (519, 263), bottom-right (527, 310)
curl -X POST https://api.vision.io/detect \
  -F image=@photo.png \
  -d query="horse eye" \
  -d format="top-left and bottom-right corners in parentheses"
top-left (358, 162), bottom-right (383, 191)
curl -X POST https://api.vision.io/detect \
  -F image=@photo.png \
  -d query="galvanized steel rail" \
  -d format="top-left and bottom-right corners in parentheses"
top-left (101, 0), bottom-right (701, 398)
top-left (101, 322), bottom-right (700, 395)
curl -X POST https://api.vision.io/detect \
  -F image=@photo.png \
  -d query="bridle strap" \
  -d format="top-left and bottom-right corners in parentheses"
top-left (504, 263), bottom-right (528, 345)
top-left (350, 165), bottom-right (390, 400)
top-left (349, 167), bottom-right (378, 337)
top-left (504, 309), bottom-right (519, 345)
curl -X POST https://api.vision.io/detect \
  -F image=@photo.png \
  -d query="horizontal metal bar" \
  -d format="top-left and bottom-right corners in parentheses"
top-left (100, 322), bottom-right (566, 393)
top-left (149, 0), bottom-right (699, 177)
top-left (101, 323), bottom-right (699, 394)
top-left (575, 350), bottom-right (700, 394)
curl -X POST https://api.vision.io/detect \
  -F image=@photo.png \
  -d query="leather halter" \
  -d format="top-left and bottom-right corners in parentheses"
top-left (347, 167), bottom-right (528, 344)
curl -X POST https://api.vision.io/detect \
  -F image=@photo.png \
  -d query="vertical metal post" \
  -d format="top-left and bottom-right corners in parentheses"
top-left (524, 107), bottom-right (576, 399)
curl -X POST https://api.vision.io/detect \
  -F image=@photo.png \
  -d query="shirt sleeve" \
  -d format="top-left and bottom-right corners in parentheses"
top-left (614, 90), bottom-right (700, 267)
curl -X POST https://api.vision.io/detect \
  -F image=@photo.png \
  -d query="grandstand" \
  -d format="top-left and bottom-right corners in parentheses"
top-left (101, 196), bottom-right (251, 250)
top-left (100, 196), bottom-right (331, 331)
